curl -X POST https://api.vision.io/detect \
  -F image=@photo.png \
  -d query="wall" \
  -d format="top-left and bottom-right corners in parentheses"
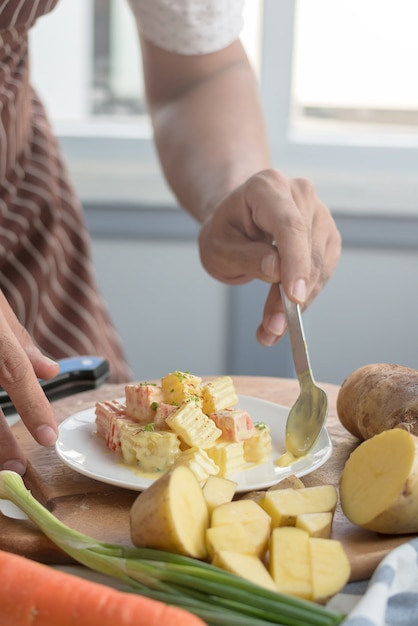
top-left (87, 204), bottom-right (418, 387)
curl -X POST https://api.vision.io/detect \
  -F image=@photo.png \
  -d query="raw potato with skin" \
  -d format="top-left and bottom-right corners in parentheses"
top-left (130, 465), bottom-right (209, 558)
top-left (340, 428), bottom-right (418, 534)
top-left (337, 363), bottom-right (418, 440)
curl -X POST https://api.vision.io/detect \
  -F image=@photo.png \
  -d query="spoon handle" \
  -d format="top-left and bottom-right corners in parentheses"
top-left (279, 283), bottom-right (312, 379)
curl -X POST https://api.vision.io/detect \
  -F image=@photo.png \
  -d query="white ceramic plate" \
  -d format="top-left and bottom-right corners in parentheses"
top-left (55, 395), bottom-right (332, 493)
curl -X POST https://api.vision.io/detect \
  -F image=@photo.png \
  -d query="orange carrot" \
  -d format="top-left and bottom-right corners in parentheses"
top-left (0, 550), bottom-right (206, 626)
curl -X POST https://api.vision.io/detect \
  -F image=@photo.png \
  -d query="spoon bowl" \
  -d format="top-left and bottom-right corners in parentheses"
top-left (285, 371), bottom-right (328, 456)
top-left (279, 284), bottom-right (328, 457)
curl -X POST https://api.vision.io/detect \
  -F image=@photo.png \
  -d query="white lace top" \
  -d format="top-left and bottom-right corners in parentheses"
top-left (128, 0), bottom-right (245, 54)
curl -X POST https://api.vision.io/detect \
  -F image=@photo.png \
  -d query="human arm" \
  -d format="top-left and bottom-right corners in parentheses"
top-left (137, 32), bottom-right (341, 345)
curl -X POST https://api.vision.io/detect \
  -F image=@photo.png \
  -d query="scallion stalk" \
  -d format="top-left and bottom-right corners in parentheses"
top-left (0, 470), bottom-right (345, 626)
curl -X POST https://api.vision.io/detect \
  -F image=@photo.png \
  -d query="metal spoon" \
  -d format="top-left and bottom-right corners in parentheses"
top-left (279, 283), bottom-right (328, 457)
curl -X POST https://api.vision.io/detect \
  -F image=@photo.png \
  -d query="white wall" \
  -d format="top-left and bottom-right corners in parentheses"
top-left (91, 238), bottom-right (229, 381)
top-left (307, 245), bottom-right (418, 386)
top-left (91, 226), bottom-right (418, 387)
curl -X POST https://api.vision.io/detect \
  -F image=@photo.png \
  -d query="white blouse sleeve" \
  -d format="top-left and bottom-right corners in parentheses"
top-left (127, 0), bottom-right (245, 55)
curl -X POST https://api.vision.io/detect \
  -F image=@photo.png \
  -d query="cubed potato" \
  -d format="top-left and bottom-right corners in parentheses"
top-left (166, 403), bottom-right (222, 449)
top-left (161, 371), bottom-right (202, 406)
top-left (269, 526), bottom-right (312, 600)
top-left (268, 475), bottom-right (305, 491)
top-left (295, 512), bottom-right (333, 538)
top-left (206, 523), bottom-right (259, 559)
top-left (130, 430), bottom-right (181, 473)
top-left (259, 485), bottom-right (338, 528)
top-left (309, 537), bottom-right (351, 601)
top-left (212, 551), bottom-right (277, 592)
top-left (202, 475), bottom-right (237, 516)
top-left (206, 440), bottom-right (247, 477)
top-left (201, 376), bottom-right (239, 414)
top-left (175, 446), bottom-right (219, 485)
top-left (243, 423), bottom-right (272, 464)
top-left (211, 500), bottom-right (271, 558)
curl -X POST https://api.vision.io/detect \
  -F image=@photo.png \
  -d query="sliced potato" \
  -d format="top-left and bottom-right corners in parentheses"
top-left (259, 485), bottom-right (338, 528)
top-left (130, 465), bottom-right (209, 558)
top-left (269, 527), bottom-right (350, 601)
top-left (309, 537), bottom-right (351, 602)
top-left (340, 428), bottom-right (418, 534)
top-left (206, 523), bottom-right (259, 559)
top-left (202, 475), bottom-right (237, 516)
top-left (211, 499), bottom-right (271, 558)
top-left (295, 512), bottom-right (333, 538)
top-left (212, 551), bottom-right (277, 592)
top-left (268, 475), bottom-right (305, 491)
top-left (269, 527), bottom-right (312, 599)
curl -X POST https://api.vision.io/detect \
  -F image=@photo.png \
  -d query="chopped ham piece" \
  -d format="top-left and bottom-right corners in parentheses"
top-left (125, 383), bottom-right (164, 423)
top-left (209, 408), bottom-right (256, 442)
top-left (95, 399), bottom-right (134, 451)
top-left (154, 402), bottom-right (178, 430)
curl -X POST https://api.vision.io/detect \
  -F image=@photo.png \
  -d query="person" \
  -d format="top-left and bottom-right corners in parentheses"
top-left (0, 0), bottom-right (341, 474)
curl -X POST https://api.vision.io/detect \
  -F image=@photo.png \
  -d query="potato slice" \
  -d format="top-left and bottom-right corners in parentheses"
top-left (212, 551), bottom-right (277, 592)
top-left (309, 538), bottom-right (351, 601)
top-left (295, 512), bottom-right (333, 538)
top-left (206, 523), bottom-right (259, 559)
top-left (269, 527), bottom-right (350, 601)
top-left (269, 527), bottom-right (312, 599)
top-left (268, 475), bottom-right (305, 491)
top-left (130, 465), bottom-right (209, 559)
top-left (340, 428), bottom-right (418, 533)
top-left (211, 499), bottom-right (271, 558)
top-left (202, 475), bottom-right (237, 516)
top-left (259, 485), bottom-right (338, 528)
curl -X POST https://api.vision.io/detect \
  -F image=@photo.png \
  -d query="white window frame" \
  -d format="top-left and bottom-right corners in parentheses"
top-left (50, 0), bottom-right (418, 216)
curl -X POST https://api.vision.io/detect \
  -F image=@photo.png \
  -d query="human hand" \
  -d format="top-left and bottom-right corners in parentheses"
top-left (0, 291), bottom-right (60, 474)
top-left (198, 169), bottom-right (341, 346)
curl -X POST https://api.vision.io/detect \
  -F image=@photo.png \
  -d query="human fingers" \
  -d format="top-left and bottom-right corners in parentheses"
top-left (256, 283), bottom-right (286, 347)
top-left (0, 294), bottom-right (59, 473)
top-left (256, 207), bottom-right (341, 347)
top-left (282, 177), bottom-right (341, 302)
top-left (199, 170), bottom-right (340, 296)
top-left (243, 171), bottom-right (330, 304)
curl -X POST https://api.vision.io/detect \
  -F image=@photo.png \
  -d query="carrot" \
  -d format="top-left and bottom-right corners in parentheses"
top-left (0, 550), bottom-right (206, 626)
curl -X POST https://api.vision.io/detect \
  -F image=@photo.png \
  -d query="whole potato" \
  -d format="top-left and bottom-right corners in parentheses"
top-left (337, 363), bottom-right (418, 440)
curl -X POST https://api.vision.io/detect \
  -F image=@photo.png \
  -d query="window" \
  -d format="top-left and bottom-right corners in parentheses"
top-left (293, 0), bottom-right (418, 134)
top-left (30, 0), bottom-right (418, 212)
top-left (261, 0), bottom-right (418, 213)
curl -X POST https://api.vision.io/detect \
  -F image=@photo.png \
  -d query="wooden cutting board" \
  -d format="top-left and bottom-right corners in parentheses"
top-left (0, 376), bottom-right (415, 581)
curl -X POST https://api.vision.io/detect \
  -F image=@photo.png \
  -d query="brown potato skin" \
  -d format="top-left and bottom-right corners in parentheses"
top-left (337, 363), bottom-right (418, 440)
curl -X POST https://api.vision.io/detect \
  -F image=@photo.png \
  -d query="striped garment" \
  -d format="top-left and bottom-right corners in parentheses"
top-left (0, 0), bottom-right (132, 382)
top-left (0, 0), bottom-right (244, 383)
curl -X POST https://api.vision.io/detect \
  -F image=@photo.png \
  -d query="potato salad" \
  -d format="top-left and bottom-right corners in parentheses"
top-left (95, 371), bottom-right (272, 483)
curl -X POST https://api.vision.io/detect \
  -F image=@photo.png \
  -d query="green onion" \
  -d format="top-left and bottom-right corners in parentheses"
top-left (0, 470), bottom-right (345, 626)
